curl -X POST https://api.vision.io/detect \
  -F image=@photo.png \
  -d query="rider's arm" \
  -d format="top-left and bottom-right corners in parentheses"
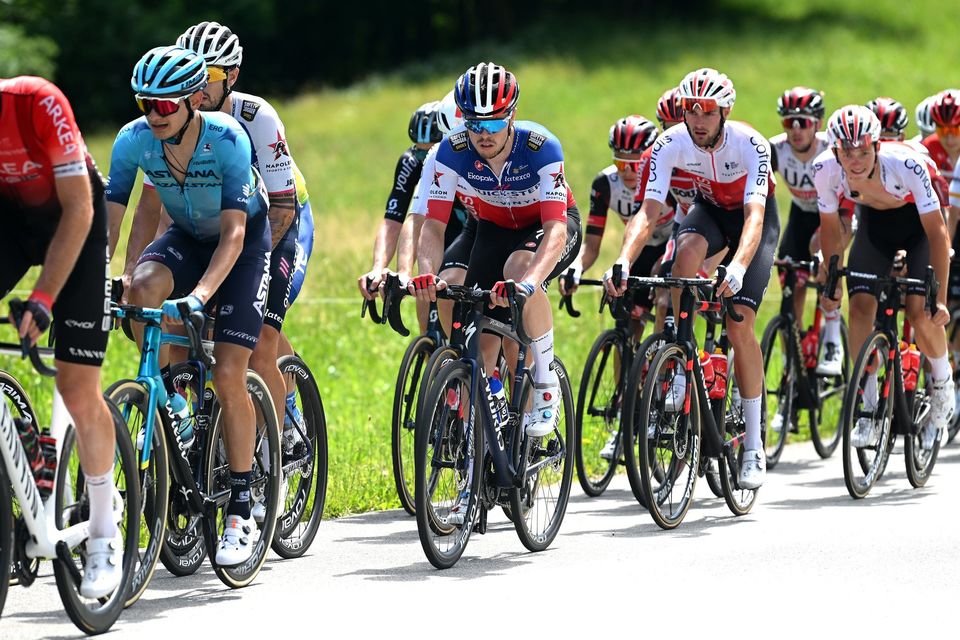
top-left (420, 155), bottom-right (458, 276)
top-left (919, 208), bottom-right (950, 309)
top-left (247, 101), bottom-right (298, 248)
top-left (191, 210), bottom-right (246, 303)
top-left (372, 150), bottom-right (423, 271)
top-left (397, 215), bottom-right (423, 278)
top-left (121, 183), bottom-right (162, 285)
top-left (523, 219), bottom-right (567, 288)
top-left (731, 132), bottom-right (773, 271)
top-left (729, 201), bottom-right (765, 272)
top-left (34, 174), bottom-right (94, 301)
top-left (105, 121), bottom-right (143, 257)
top-left (578, 172), bottom-right (609, 273)
top-left (618, 139), bottom-right (674, 264)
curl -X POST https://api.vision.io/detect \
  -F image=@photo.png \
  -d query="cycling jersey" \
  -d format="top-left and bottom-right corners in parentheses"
top-left (427, 121), bottom-right (576, 229)
top-left (106, 111), bottom-right (268, 240)
top-left (410, 143), bottom-right (471, 225)
top-left (385, 146), bottom-right (426, 223)
top-left (0, 76), bottom-right (94, 218)
top-left (921, 134), bottom-right (960, 208)
top-left (769, 132), bottom-right (829, 212)
top-left (814, 143), bottom-right (941, 215)
top-left (588, 163), bottom-right (673, 246)
top-left (644, 121), bottom-right (774, 211)
top-left (634, 144), bottom-right (696, 224)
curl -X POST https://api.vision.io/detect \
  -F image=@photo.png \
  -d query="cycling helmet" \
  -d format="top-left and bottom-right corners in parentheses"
top-left (931, 89), bottom-right (960, 128)
top-left (609, 115), bottom-right (658, 155)
top-left (777, 86), bottom-right (825, 119)
top-left (915, 95), bottom-right (937, 138)
top-left (131, 45), bottom-right (207, 97)
top-left (408, 101), bottom-right (442, 144)
top-left (676, 68), bottom-right (736, 108)
top-left (454, 62), bottom-right (519, 119)
top-left (826, 105), bottom-right (881, 148)
top-left (656, 87), bottom-right (683, 128)
top-left (865, 97), bottom-right (908, 137)
top-left (177, 21), bottom-right (243, 68)
top-left (436, 90), bottom-right (463, 135)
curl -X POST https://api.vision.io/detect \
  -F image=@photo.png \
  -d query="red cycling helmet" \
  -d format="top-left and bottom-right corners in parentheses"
top-left (609, 115), bottom-right (658, 155)
top-left (777, 86), bottom-right (825, 119)
top-left (931, 90), bottom-right (960, 128)
top-left (656, 87), bottom-right (683, 128)
top-left (865, 97), bottom-right (908, 137)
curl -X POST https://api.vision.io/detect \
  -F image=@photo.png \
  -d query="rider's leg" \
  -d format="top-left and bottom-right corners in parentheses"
top-left (250, 324), bottom-right (285, 432)
top-left (213, 342), bottom-right (256, 514)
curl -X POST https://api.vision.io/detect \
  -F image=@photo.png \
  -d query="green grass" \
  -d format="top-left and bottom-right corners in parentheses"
top-left (2, 0), bottom-right (957, 517)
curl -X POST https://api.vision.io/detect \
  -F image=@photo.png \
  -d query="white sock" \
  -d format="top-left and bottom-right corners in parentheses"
top-left (929, 353), bottom-right (952, 383)
top-left (85, 468), bottom-right (118, 539)
top-left (531, 329), bottom-right (556, 385)
top-left (863, 372), bottom-right (878, 410)
top-left (822, 308), bottom-right (841, 345)
top-left (743, 396), bottom-right (762, 451)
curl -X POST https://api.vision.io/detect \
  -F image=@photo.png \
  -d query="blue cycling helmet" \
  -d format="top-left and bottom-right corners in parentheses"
top-left (131, 45), bottom-right (208, 97)
top-left (454, 62), bottom-right (519, 120)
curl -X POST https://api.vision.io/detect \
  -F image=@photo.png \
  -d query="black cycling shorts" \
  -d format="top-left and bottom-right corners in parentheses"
top-left (847, 203), bottom-right (929, 298)
top-left (676, 195), bottom-right (780, 312)
top-left (440, 215), bottom-right (478, 273)
top-left (138, 212), bottom-right (271, 350)
top-left (264, 213), bottom-right (299, 332)
top-left (0, 171), bottom-right (110, 366)
top-left (465, 205), bottom-right (582, 323)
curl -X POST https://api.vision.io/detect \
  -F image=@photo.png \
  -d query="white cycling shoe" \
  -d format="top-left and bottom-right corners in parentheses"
top-left (215, 515), bottom-right (259, 567)
top-left (738, 449), bottom-right (765, 490)
top-left (526, 375), bottom-right (561, 438)
top-left (80, 533), bottom-right (123, 599)
top-left (663, 373), bottom-right (686, 413)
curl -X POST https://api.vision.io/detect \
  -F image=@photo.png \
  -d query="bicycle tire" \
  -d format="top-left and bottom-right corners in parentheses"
top-left (810, 320), bottom-right (849, 458)
top-left (105, 379), bottom-right (170, 608)
top-left (206, 371), bottom-right (281, 588)
top-left (636, 344), bottom-right (700, 530)
top-left (841, 332), bottom-right (894, 499)
top-left (391, 335), bottom-right (436, 515)
top-left (415, 360), bottom-right (483, 569)
top-left (271, 355), bottom-right (328, 559)
top-left (53, 399), bottom-right (140, 635)
top-left (575, 330), bottom-right (624, 497)
top-left (760, 316), bottom-right (792, 468)
top-left (0, 454), bottom-right (11, 617)
top-left (903, 356), bottom-right (939, 488)
top-left (512, 358), bottom-right (574, 552)
top-left (718, 370), bottom-right (759, 516)
top-left (946, 306), bottom-right (960, 443)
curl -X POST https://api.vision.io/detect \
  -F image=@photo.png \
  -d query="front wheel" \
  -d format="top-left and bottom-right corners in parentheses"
top-left (903, 358), bottom-right (940, 488)
top-left (718, 370), bottom-right (760, 516)
top-left (575, 330), bottom-right (624, 497)
top-left (0, 456), bottom-right (12, 617)
top-left (760, 316), bottom-right (793, 469)
top-left (53, 399), bottom-right (140, 635)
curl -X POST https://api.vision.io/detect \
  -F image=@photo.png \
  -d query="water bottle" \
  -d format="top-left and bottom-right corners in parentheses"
top-left (700, 350), bottom-right (715, 393)
top-left (802, 327), bottom-right (819, 370)
top-left (710, 349), bottom-right (728, 400)
top-left (37, 432), bottom-right (57, 499)
top-left (488, 376), bottom-right (509, 428)
top-left (14, 417), bottom-right (44, 475)
top-left (167, 392), bottom-right (195, 449)
top-left (901, 342), bottom-right (920, 392)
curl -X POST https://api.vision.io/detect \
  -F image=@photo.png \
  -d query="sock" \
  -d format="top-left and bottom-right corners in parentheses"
top-left (531, 329), bottom-right (556, 385)
top-left (743, 396), bottom-right (762, 451)
top-left (863, 372), bottom-right (878, 410)
top-left (929, 353), bottom-right (951, 383)
top-left (160, 365), bottom-right (175, 395)
top-left (86, 468), bottom-right (119, 539)
top-left (822, 308), bottom-right (841, 345)
top-left (227, 470), bottom-right (252, 519)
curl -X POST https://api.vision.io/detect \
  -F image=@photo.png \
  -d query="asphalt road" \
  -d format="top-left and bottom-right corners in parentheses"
top-left (3, 441), bottom-right (959, 639)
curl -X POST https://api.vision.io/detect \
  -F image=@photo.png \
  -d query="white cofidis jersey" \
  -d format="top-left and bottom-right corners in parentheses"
top-left (769, 131), bottom-right (829, 212)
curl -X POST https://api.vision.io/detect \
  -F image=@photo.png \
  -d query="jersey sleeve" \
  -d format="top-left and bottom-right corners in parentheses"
top-left (587, 172), bottom-right (610, 236)
top-left (31, 80), bottom-right (87, 179)
top-left (425, 146), bottom-right (458, 224)
top-left (218, 124), bottom-right (257, 213)
top-left (384, 149), bottom-right (422, 223)
top-left (902, 154), bottom-right (941, 214)
top-left (643, 134), bottom-right (679, 204)
top-left (535, 136), bottom-right (568, 223)
top-left (950, 175), bottom-right (960, 209)
top-left (104, 122), bottom-right (143, 207)
top-left (743, 133), bottom-right (772, 206)
top-left (813, 153), bottom-right (841, 213)
top-left (410, 147), bottom-right (437, 217)
top-left (252, 101), bottom-right (296, 200)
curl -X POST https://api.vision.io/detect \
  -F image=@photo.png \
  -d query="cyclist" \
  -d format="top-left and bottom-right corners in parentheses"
top-left (606, 68), bottom-right (778, 489)
top-left (1, 76), bottom-right (122, 598)
top-left (815, 105), bottom-right (954, 450)
top-left (866, 97), bottom-right (911, 142)
top-left (914, 94), bottom-right (939, 142)
top-left (412, 60), bottom-right (581, 452)
top-left (770, 87), bottom-right (850, 377)
top-left (105, 46), bottom-right (271, 566)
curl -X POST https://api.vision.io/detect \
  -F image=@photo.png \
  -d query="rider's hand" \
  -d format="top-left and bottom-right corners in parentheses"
top-left (16, 291), bottom-right (53, 347)
top-left (357, 268), bottom-right (386, 301)
top-left (932, 301), bottom-right (950, 327)
top-left (603, 259), bottom-right (630, 298)
top-left (716, 262), bottom-right (746, 298)
top-left (489, 280), bottom-right (536, 308)
top-left (407, 273), bottom-right (445, 303)
top-left (161, 295), bottom-right (204, 324)
top-left (559, 264), bottom-right (582, 296)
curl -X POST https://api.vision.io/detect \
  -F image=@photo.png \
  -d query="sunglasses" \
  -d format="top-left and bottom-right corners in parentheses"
top-left (463, 117), bottom-right (511, 134)
top-left (680, 97), bottom-right (719, 113)
top-left (135, 94), bottom-right (184, 116)
top-left (782, 116), bottom-right (818, 130)
top-left (207, 66), bottom-right (228, 82)
top-left (613, 158), bottom-right (641, 172)
top-left (937, 125), bottom-right (960, 137)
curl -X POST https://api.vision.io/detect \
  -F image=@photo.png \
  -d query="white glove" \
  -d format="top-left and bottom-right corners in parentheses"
top-left (722, 262), bottom-right (746, 295)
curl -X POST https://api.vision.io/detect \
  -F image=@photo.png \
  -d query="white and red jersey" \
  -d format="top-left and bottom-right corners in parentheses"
top-left (769, 131), bottom-right (829, 212)
top-left (633, 144), bottom-right (696, 225)
top-left (922, 134), bottom-right (960, 208)
top-left (643, 121), bottom-right (774, 211)
top-left (587, 161), bottom-right (674, 246)
top-left (813, 143), bottom-right (942, 215)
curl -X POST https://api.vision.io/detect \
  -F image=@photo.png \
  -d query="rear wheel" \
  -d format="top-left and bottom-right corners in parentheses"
top-left (904, 357), bottom-right (939, 488)
top-left (718, 370), bottom-right (759, 516)
top-left (810, 320), bottom-right (849, 458)
top-left (575, 330), bottom-right (624, 497)
top-left (391, 336), bottom-right (436, 515)
top-left (620, 331), bottom-right (667, 508)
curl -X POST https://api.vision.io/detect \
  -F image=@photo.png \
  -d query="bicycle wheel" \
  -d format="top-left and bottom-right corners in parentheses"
top-left (636, 344), bottom-right (700, 530)
top-left (105, 379), bottom-right (169, 608)
top-left (718, 370), bottom-right (760, 516)
top-left (946, 306), bottom-right (960, 443)
top-left (810, 320), bottom-right (849, 458)
top-left (0, 456), bottom-right (11, 617)
top-left (575, 330), bottom-right (624, 497)
top-left (205, 371), bottom-right (280, 588)
top-left (512, 358), bottom-right (574, 552)
top-left (760, 316), bottom-right (792, 468)
top-left (620, 331), bottom-right (668, 508)
top-left (903, 358), bottom-right (940, 488)
top-left (391, 335), bottom-right (436, 516)
top-left (841, 332), bottom-right (894, 499)
top-left (53, 399), bottom-right (140, 635)
top-left (271, 355), bottom-right (328, 559)
top-left (415, 360), bottom-right (484, 569)
top-left (159, 363), bottom-right (206, 577)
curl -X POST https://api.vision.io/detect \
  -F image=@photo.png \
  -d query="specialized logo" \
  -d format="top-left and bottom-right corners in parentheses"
top-left (269, 131), bottom-right (289, 160)
top-left (240, 100), bottom-right (260, 122)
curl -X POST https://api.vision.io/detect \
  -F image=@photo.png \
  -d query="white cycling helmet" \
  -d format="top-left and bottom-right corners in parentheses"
top-left (676, 68), bottom-right (736, 109)
top-left (915, 95), bottom-right (938, 138)
top-left (437, 90), bottom-right (463, 134)
top-left (177, 21), bottom-right (243, 68)
top-left (826, 105), bottom-right (882, 148)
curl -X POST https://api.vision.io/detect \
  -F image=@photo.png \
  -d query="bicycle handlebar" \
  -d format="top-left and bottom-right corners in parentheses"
top-left (360, 276), bottom-right (384, 324)
top-left (6, 299), bottom-right (57, 377)
top-left (557, 267), bottom-right (604, 318)
top-left (824, 254), bottom-right (939, 314)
